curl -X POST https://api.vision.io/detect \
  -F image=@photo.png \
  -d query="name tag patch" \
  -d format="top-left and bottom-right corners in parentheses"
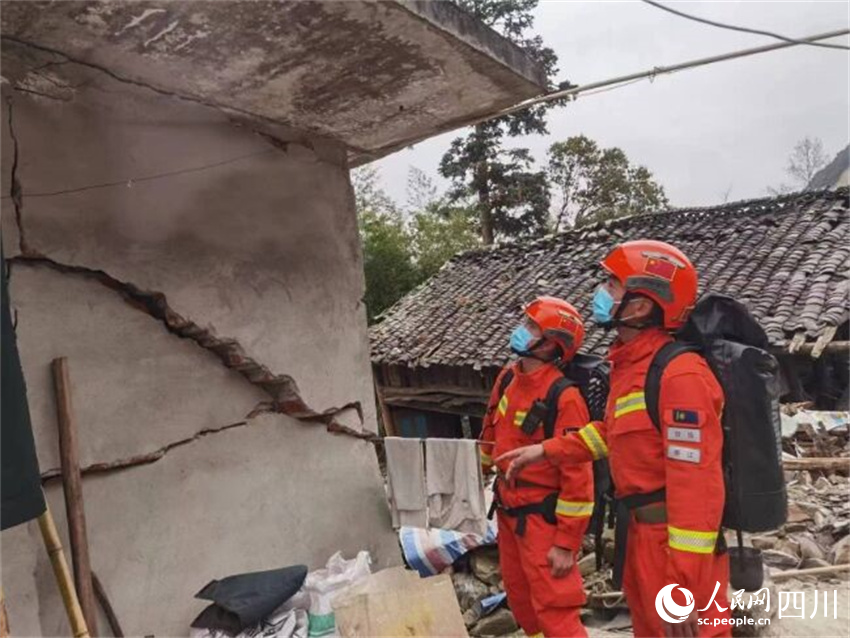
top-left (668, 427), bottom-right (701, 443)
top-left (668, 445), bottom-right (701, 464)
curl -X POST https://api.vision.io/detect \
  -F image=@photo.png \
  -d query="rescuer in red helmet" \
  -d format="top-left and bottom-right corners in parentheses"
top-left (480, 296), bottom-right (593, 638)
top-left (497, 241), bottom-right (731, 638)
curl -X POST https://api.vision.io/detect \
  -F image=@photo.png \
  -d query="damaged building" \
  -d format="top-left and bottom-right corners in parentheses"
top-left (0, 1), bottom-right (550, 634)
top-left (371, 188), bottom-right (850, 439)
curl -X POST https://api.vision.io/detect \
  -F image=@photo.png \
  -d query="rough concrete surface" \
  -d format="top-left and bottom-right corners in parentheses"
top-left (8, 263), bottom-right (268, 473)
top-left (0, 49), bottom-right (378, 434)
top-left (2, 413), bottom-right (399, 636)
top-left (1, 38), bottom-right (401, 636)
top-left (0, 0), bottom-right (546, 159)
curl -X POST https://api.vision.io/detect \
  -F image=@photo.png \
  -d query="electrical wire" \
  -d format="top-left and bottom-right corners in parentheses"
top-left (640, 0), bottom-right (850, 51)
top-left (1, 149), bottom-right (274, 200)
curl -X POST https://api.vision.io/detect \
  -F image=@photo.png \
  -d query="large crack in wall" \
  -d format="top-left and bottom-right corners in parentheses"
top-left (8, 256), bottom-right (376, 446)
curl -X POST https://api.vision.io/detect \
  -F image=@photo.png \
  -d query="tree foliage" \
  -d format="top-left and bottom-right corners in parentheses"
top-left (355, 167), bottom-right (480, 323)
top-left (548, 135), bottom-right (668, 229)
top-left (440, 0), bottom-right (568, 245)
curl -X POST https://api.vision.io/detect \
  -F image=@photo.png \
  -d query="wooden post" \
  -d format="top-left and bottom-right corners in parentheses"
top-left (52, 357), bottom-right (98, 636)
top-left (37, 507), bottom-right (90, 638)
top-left (374, 381), bottom-right (397, 437)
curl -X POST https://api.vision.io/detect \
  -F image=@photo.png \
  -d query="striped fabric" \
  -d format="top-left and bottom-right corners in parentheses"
top-left (614, 391), bottom-right (647, 418)
top-left (513, 410), bottom-right (527, 427)
top-left (668, 525), bottom-right (718, 554)
top-left (399, 523), bottom-right (498, 577)
top-left (498, 395), bottom-right (508, 417)
top-left (578, 423), bottom-right (608, 460)
top-left (556, 499), bottom-right (594, 518)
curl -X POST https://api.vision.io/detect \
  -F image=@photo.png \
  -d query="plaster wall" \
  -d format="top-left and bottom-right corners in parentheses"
top-left (0, 46), bottom-right (398, 636)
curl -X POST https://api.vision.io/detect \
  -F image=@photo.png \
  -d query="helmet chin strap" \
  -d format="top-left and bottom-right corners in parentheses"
top-left (520, 337), bottom-right (558, 362)
top-left (604, 292), bottom-right (654, 330)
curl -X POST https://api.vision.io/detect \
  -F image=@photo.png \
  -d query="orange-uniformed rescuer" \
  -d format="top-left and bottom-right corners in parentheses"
top-left (480, 296), bottom-right (593, 638)
top-left (497, 241), bottom-right (731, 638)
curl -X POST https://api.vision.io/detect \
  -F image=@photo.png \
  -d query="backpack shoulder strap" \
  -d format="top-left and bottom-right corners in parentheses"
top-left (543, 375), bottom-right (575, 439)
top-left (645, 341), bottom-right (701, 431)
top-left (497, 368), bottom-right (515, 398)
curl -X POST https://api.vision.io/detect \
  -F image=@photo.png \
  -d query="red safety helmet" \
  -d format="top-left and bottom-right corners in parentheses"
top-left (524, 296), bottom-right (585, 360)
top-left (600, 240), bottom-right (698, 329)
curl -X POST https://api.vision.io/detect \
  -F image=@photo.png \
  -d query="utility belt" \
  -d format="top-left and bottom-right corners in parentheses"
top-left (488, 475), bottom-right (559, 537)
top-left (611, 489), bottom-right (726, 588)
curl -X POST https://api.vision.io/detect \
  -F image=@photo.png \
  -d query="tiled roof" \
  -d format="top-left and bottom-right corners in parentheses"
top-left (370, 188), bottom-right (849, 368)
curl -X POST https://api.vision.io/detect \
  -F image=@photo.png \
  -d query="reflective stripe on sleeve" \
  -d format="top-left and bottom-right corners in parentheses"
top-left (577, 423), bottom-right (608, 460)
top-left (668, 525), bottom-right (718, 554)
top-left (513, 410), bottom-right (527, 427)
top-left (614, 391), bottom-right (647, 418)
top-left (480, 450), bottom-right (492, 466)
top-left (556, 499), bottom-right (594, 518)
top-left (498, 395), bottom-right (508, 417)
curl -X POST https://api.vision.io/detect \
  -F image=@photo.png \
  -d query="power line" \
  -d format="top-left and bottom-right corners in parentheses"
top-left (482, 28), bottom-right (850, 123)
top-left (1, 149), bottom-right (274, 200)
top-left (640, 0), bottom-right (850, 51)
top-left (356, 28), bottom-right (849, 163)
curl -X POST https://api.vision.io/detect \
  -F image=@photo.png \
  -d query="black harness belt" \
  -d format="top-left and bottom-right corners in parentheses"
top-left (489, 476), bottom-right (559, 537)
top-left (613, 488), bottom-right (666, 588)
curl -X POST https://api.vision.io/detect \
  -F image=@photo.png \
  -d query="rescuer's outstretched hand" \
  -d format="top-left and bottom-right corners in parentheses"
top-left (495, 443), bottom-right (545, 486)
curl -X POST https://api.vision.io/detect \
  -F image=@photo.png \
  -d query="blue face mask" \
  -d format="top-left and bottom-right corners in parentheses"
top-left (592, 286), bottom-right (617, 326)
top-left (510, 324), bottom-right (536, 356)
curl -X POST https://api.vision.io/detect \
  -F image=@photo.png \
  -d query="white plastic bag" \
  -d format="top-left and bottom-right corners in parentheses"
top-left (304, 551), bottom-right (371, 638)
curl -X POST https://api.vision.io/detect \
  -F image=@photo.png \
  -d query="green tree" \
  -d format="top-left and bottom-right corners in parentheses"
top-left (406, 168), bottom-right (481, 279)
top-left (440, 0), bottom-right (568, 245)
top-left (354, 167), bottom-right (420, 323)
top-left (547, 135), bottom-right (668, 229)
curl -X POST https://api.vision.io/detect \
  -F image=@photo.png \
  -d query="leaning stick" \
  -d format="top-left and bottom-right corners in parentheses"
top-left (92, 572), bottom-right (124, 637)
top-left (53, 357), bottom-right (98, 636)
top-left (37, 507), bottom-right (90, 638)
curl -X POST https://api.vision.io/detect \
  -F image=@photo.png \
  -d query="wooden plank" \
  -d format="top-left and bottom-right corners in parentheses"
top-left (783, 457), bottom-right (850, 472)
top-left (52, 357), bottom-right (98, 636)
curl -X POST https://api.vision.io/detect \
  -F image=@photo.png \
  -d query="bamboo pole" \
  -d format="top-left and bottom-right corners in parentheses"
top-left (37, 507), bottom-right (90, 638)
top-left (53, 357), bottom-right (98, 636)
top-left (0, 587), bottom-right (9, 638)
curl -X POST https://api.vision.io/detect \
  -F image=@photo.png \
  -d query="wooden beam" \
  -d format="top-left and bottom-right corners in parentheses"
top-left (52, 357), bottom-right (98, 636)
top-left (772, 564), bottom-right (850, 581)
top-left (374, 381), bottom-right (397, 438)
top-left (783, 457), bottom-right (850, 472)
top-left (797, 339), bottom-right (849, 357)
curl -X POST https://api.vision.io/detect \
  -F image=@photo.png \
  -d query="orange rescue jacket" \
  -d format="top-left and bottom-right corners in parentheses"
top-left (480, 361), bottom-right (594, 551)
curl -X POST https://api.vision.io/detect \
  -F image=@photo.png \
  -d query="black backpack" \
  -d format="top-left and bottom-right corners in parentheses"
top-left (643, 294), bottom-right (787, 588)
top-left (496, 354), bottom-right (612, 547)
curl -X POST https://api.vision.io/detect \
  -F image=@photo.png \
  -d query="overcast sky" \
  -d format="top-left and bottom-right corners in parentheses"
top-left (375, 1), bottom-right (849, 210)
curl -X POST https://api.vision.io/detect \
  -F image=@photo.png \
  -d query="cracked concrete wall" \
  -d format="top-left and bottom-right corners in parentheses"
top-left (1, 43), bottom-right (398, 636)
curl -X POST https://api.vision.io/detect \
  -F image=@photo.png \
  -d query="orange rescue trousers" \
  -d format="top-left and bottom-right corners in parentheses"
top-left (622, 519), bottom-right (731, 638)
top-left (498, 509), bottom-right (587, 638)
